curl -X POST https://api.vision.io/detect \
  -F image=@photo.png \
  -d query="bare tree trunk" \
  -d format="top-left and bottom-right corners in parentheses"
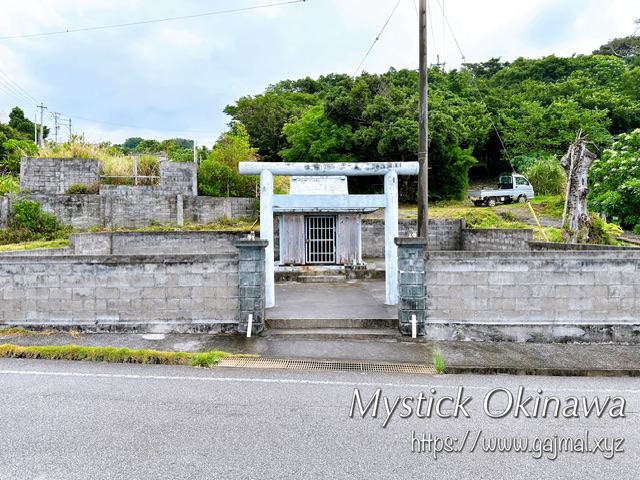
top-left (560, 131), bottom-right (597, 243)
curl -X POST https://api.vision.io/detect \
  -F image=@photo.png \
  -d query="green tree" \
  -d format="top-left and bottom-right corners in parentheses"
top-left (593, 35), bottom-right (640, 66)
top-left (589, 128), bottom-right (640, 232)
top-left (8, 107), bottom-right (48, 140)
top-left (280, 105), bottom-right (355, 162)
top-left (198, 125), bottom-right (258, 197)
top-left (134, 139), bottom-right (163, 153)
top-left (224, 90), bottom-right (317, 162)
top-left (120, 137), bottom-right (144, 152)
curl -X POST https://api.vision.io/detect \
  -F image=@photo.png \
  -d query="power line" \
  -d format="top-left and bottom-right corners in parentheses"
top-left (432, 0), bottom-right (513, 165)
top-left (58, 111), bottom-right (216, 136)
top-left (0, 67), bottom-right (38, 104)
top-left (0, 0), bottom-right (307, 41)
top-left (352, 0), bottom-right (402, 78)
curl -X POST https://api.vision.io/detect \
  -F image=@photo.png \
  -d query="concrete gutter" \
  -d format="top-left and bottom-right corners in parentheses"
top-left (2, 333), bottom-right (639, 378)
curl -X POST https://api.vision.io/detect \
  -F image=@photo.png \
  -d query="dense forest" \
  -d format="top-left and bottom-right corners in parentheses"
top-left (2, 35), bottom-right (640, 232)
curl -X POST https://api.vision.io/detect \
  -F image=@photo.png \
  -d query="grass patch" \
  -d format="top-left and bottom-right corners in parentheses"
top-left (0, 344), bottom-right (231, 367)
top-left (0, 239), bottom-right (69, 252)
top-left (432, 348), bottom-right (446, 374)
top-left (529, 195), bottom-right (565, 218)
top-left (0, 328), bottom-right (56, 337)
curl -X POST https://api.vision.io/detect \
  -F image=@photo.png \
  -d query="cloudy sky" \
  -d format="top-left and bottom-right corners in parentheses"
top-left (0, 0), bottom-right (637, 147)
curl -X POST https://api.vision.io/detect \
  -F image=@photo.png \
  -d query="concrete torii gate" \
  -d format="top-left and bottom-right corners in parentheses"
top-left (239, 162), bottom-right (419, 308)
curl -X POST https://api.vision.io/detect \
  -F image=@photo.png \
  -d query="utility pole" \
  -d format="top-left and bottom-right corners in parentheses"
top-left (417, 0), bottom-right (429, 237)
top-left (52, 111), bottom-right (61, 143)
top-left (37, 103), bottom-right (46, 147)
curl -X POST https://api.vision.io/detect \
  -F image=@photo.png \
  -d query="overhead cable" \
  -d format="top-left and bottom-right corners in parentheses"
top-left (0, 0), bottom-right (307, 40)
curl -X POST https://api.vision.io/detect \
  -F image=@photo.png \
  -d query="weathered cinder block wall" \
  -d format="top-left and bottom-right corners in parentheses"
top-left (424, 250), bottom-right (640, 343)
top-left (184, 197), bottom-right (257, 223)
top-left (0, 254), bottom-right (239, 333)
top-left (69, 231), bottom-right (249, 255)
top-left (160, 162), bottom-right (198, 196)
top-left (20, 157), bottom-right (100, 194)
top-left (361, 218), bottom-right (463, 257)
top-left (0, 196), bottom-right (9, 228)
top-left (462, 228), bottom-right (533, 251)
top-left (1, 194), bottom-right (257, 229)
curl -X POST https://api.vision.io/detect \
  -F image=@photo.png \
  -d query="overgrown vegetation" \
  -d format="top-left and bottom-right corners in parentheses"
top-left (67, 183), bottom-right (100, 194)
top-left (0, 199), bottom-right (73, 246)
top-left (512, 153), bottom-right (567, 196)
top-left (0, 175), bottom-right (19, 196)
top-left (589, 128), bottom-right (640, 233)
top-left (0, 343), bottom-right (230, 368)
top-left (198, 125), bottom-right (259, 197)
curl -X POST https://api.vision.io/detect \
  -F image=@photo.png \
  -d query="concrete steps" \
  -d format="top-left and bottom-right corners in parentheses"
top-left (275, 263), bottom-right (385, 283)
top-left (298, 273), bottom-right (346, 283)
top-left (262, 327), bottom-right (399, 341)
top-left (266, 317), bottom-right (396, 329)
top-left (263, 317), bottom-right (399, 341)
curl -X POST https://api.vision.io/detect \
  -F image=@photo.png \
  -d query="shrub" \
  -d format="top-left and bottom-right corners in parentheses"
top-left (67, 183), bottom-right (99, 194)
top-left (13, 199), bottom-right (62, 234)
top-left (522, 155), bottom-right (566, 196)
top-left (589, 129), bottom-right (640, 232)
top-left (1, 139), bottom-right (38, 173)
top-left (0, 175), bottom-right (20, 196)
top-left (198, 161), bottom-right (258, 197)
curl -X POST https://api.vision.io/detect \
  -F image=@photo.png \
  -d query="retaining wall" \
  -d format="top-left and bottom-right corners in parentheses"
top-left (0, 254), bottom-right (239, 333)
top-left (69, 231), bottom-right (249, 255)
top-left (423, 250), bottom-right (640, 343)
top-left (462, 228), bottom-right (533, 251)
top-left (20, 157), bottom-right (100, 194)
top-left (361, 218), bottom-right (464, 257)
top-left (0, 194), bottom-right (257, 229)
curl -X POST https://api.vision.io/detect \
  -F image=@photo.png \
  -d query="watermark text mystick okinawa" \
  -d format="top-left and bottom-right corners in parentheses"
top-left (348, 386), bottom-right (627, 427)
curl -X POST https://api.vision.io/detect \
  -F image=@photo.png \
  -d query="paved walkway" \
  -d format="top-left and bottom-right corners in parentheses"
top-left (4, 332), bottom-right (640, 376)
top-left (267, 281), bottom-right (396, 321)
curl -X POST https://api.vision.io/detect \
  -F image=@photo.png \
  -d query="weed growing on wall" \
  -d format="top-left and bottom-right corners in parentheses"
top-left (0, 199), bottom-right (73, 245)
top-left (0, 175), bottom-right (19, 195)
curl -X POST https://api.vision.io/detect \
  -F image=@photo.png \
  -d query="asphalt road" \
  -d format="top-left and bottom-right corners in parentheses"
top-left (0, 358), bottom-right (638, 479)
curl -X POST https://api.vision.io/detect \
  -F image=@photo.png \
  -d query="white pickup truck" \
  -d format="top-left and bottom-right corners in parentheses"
top-left (467, 174), bottom-right (535, 207)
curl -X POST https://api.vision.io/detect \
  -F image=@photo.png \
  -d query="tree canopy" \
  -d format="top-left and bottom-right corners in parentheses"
top-left (223, 43), bottom-right (640, 208)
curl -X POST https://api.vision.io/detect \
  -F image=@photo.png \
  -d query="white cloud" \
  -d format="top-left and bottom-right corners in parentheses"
top-left (0, 0), bottom-right (637, 147)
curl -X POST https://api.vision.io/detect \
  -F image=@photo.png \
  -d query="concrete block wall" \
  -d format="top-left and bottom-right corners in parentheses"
top-left (0, 196), bottom-right (9, 228)
top-left (69, 231), bottom-right (250, 256)
top-left (423, 250), bottom-right (640, 343)
top-left (1, 194), bottom-right (257, 229)
top-left (396, 238), bottom-right (428, 336)
top-left (236, 240), bottom-right (267, 335)
top-left (20, 157), bottom-right (100, 194)
top-left (184, 197), bottom-right (257, 224)
top-left (160, 162), bottom-right (198, 196)
top-left (0, 254), bottom-right (240, 333)
top-left (462, 228), bottom-right (533, 251)
top-left (361, 218), bottom-right (463, 257)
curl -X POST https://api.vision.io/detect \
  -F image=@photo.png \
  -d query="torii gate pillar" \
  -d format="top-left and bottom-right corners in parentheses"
top-left (241, 162), bottom-right (419, 308)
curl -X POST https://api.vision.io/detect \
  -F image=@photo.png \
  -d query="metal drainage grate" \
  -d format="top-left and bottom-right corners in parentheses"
top-left (217, 357), bottom-right (436, 375)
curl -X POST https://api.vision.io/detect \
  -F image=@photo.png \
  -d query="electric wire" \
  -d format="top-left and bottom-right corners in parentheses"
top-left (0, 68), bottom-right (38, 106)
top-left (0, 0), bottom-right (306, 41)
top-left (352, 0), bottom-right (402, 78)
top-left (432, 0), bottom-right (514, 168)
top-left (58, 112), bottom-right (216, 136)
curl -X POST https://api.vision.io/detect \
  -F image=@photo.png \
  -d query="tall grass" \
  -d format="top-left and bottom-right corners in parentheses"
top-left (38, 137), bottom-right (160, 185)
top-left (523, 157), bottom-right (567, 196)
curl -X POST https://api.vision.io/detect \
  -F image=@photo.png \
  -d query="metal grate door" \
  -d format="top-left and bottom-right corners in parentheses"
top-left (305, 216), bottom-right (337, 264)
